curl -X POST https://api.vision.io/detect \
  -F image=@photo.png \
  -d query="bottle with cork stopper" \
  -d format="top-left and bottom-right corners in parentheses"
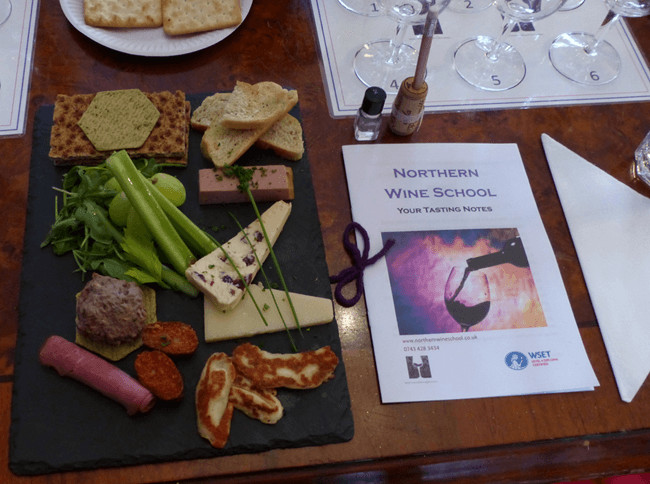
top-left (389, 2), bottom-right (446, 136)
top-left (354, 86), bottom-right (386, 141)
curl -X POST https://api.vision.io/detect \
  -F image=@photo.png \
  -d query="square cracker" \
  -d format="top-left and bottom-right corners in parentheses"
top-left (49, 90), bottom-right (189, 166)
top-left (84, 0), bottom-right (163, 28)
top-left (162, 0), bottom-right (242, 36)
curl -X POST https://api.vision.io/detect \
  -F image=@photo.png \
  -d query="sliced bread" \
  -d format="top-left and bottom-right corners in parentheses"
top-left (255, 114), bottom-right (304, 161)
top-left (220, 81), bottom-right (294, 129)
top-left (190, 92), bottom-right (230, 132)
top-left (200, 89), bottom-right (298, 167)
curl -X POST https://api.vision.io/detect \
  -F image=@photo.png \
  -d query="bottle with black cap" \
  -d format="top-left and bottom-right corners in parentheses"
top-left (354, 86), bottom-right (386, 141)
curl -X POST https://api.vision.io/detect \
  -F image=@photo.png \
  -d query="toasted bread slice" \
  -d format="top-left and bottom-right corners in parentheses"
top-left (220, 81), bottom-right (294, 130)
top-left (256, 114), bottom-right (304, 161)
top-left (200, 90), bottom-right (298, 167)
top-left (196, 353), bottom-right (235, 448)
top-left (193, 92), bottom-right (303, 161)
top-left (190, 92), bottom-right (230, 131)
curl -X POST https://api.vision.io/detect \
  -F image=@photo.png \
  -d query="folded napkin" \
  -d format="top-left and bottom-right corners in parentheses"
top-left (542, 134), bottom-right (650, 402)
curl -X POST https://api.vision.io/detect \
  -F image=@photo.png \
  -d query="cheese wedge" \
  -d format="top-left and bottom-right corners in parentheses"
top-left (204, 283), bottom-right (334, 342)
top-left (185, 201), bottom-right (291, 311)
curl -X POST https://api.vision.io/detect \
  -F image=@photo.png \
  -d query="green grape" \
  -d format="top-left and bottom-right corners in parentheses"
top-left (104, 177), bottom-right (121, 193)
top-left (150, 173), bottom-right (186, 207)
top-left (108, 191), bottom-right (133, 227)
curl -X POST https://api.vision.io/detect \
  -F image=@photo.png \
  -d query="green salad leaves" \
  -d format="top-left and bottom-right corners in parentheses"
top-left (41, 155), bottom-right (200, 297)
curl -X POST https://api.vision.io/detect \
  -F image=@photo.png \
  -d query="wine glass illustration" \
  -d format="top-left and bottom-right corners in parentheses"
top-left (453, 0), bottom-right (565, 91)
top-left (444, 266), bottom-right (491, 332)
top-left (338, 0), bottom-right (383, 16)
top-left (549, 0), bottom-right (650, 85)
top-left (354, 0), bottom-right (444, 92)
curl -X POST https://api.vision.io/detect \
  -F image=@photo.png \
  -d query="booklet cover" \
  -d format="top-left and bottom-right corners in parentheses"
top-left (342, 143), bottom-right (599, 403)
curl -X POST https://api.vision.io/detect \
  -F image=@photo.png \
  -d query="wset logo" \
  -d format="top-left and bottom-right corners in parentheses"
top-left (406, 356), bottom-right (432, 379)
top-left (505, 351), bottom-right (528, 370)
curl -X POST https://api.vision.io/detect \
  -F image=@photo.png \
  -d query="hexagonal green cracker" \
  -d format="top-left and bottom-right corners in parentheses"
top-left (78, 89), bottom-right (160, 151)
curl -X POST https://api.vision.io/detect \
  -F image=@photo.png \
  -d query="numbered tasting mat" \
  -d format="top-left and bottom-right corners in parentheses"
top-left (311, 0), bottom-right (650, 117)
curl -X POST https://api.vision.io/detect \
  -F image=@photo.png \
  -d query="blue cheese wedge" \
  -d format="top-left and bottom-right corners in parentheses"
top-left (185, 201), bottom-right (291, 311)
top-left (204, 283), bottom-right (334, 342)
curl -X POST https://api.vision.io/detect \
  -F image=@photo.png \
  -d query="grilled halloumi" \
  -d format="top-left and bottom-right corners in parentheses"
top-left (195, 353), bottom-right (235, 448)
top-left (229, 374), bottom-right (283, 424)
top-left (231, 342), bottom-right (338, 390)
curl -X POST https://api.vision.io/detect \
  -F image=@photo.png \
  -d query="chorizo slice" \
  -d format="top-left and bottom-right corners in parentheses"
top-left (141, 321), bottom-right (198, 356)
top-left (134, 350), bottom-right (184, 401)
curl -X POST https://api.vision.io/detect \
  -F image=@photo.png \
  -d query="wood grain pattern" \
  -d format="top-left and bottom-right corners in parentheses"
top-left (0, 1), bottom-right (648, 482)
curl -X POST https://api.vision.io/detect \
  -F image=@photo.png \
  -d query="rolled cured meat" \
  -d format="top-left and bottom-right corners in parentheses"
top-left (39, 335), bottom-right (155, 415)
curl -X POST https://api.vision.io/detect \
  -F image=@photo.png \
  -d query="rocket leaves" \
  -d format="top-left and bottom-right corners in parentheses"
top-left (41, 160), bottom-right (198, 297)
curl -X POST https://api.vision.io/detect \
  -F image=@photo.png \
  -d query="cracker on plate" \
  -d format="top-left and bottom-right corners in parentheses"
top-left (84, 0), bottom-right (163, 28)
top-left (162, 0), bottom-right (242, 36)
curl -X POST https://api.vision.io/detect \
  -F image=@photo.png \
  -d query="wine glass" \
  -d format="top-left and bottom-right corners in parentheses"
top-left (354, 0), bottom-right (447, 93)
top-left (453, 0), bottom-right (565, 91)
top-left (0, 0), bottom-right (11, 26)
top-left (444, 266), bottom-right (491, 332)
top-left (338, 0), bottom-right (383, 16)
top-left (549, 0), bottom-right (650, 85)
top-left (558, 0), bottom-right (584, 11)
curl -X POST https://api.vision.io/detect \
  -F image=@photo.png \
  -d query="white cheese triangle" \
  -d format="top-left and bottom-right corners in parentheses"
top-left (186, 201), bottom-right (291, 311)
top-left (204, 283), bottom-right (334, 342)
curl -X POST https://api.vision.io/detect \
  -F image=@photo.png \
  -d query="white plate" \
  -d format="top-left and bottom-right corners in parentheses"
top-left (59, 0), bottom-right (253, 57)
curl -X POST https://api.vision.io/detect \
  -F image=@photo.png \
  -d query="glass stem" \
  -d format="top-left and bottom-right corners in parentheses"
top-left (487, 16), bottom-right (517, 62)
top-left (387, 20), bottom-right (409, 65)
top-left (585, 12), bottom-right (620, 54)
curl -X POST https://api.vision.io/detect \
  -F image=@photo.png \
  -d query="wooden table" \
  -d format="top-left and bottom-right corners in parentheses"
top-left (1, 1), bottom-right (649, 482)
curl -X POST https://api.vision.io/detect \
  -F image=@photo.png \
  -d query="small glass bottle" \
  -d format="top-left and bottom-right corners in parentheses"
top-left (354, 86), bottom-right (386, 141)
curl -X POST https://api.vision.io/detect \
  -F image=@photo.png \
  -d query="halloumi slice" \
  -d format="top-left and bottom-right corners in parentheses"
top-left (231, 343), bottom-right (339, 390)
top-left (195, 353), bottom-right (235, 448)
top-left (229, 374), bottom-right (284, 424)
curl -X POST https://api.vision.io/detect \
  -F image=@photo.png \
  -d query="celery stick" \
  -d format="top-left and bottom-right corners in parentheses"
top-left (106, 150), bottom-right (195, 274)
top-left (139, 173), bottom-right (217, 258)
top-left (161, 265), bottom-right (199, 297)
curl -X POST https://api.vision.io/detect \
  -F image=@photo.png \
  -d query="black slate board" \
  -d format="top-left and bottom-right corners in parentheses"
top-left (9, 94), bottom-right (354, 475)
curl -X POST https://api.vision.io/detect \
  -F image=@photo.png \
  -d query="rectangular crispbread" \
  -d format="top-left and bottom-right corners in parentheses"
top-left (49, 90), bottom-right (189, 166)
top-left (162, 0), bottom-right (242, 35)
top-left (84, 0), bottom-right (163, 28)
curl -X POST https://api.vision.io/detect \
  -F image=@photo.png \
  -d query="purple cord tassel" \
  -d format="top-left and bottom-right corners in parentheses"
top-left (330, 222), bottom-right (395, 307)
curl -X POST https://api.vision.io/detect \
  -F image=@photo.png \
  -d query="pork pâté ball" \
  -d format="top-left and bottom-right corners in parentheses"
top-left (76, 273), bottom-right (147, 346)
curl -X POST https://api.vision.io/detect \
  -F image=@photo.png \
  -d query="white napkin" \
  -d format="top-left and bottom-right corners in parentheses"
top-left (542, 134), bottom-right (650, 402)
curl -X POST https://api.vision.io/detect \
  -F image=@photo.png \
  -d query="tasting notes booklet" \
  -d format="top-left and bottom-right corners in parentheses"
top-left (342, 143), bottom-right (599, 403)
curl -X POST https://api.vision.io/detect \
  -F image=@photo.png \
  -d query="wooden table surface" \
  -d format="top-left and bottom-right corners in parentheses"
top-left (1, 1), bottom-right (649, 482)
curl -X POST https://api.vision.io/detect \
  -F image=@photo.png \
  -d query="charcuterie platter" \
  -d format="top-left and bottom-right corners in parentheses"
top-left (9, 92), bottom-right (354, 475)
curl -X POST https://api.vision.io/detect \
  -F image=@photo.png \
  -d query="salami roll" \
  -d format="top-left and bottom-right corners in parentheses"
top-left (39, 335), bottom-right (156, 415)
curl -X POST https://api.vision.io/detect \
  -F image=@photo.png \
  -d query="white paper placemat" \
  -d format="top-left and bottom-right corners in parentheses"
top-left (312, 0), bottom-right (650, 117)
top-left (0, 0), bottom-right (39, 138)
